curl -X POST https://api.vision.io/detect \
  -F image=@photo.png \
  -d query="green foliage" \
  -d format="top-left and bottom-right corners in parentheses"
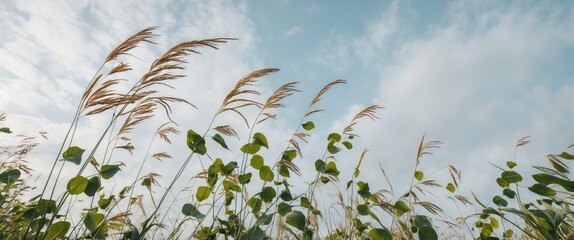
top-left (2, 27), bottom-right (574, 240)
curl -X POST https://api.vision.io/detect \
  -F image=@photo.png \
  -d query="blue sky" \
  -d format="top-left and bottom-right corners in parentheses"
top-left (1, 0), bottom-right (574, 235)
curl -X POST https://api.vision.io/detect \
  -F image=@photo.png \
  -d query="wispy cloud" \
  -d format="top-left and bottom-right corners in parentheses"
top-left (285, 26), bottom-right (302, 36)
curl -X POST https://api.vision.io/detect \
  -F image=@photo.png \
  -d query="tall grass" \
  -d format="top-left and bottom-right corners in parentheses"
top-left (0, 27), bottom-right (573, 239)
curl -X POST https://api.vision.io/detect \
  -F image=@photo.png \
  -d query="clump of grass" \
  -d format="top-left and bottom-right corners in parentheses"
top-left (1, 27), bottom-right (573, 240)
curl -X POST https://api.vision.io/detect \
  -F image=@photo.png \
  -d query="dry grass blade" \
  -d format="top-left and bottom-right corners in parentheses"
top-left (419, 180), bottom-right (442, 188)
top-left (106, 27), bottom-right (158, 63)
top-left (379, 164), bottom-right (394, 194)
top-left (213, 125), bottom-right (239, 139)
top-left (294, 132), bottom-right (309, 143)
top-left (416, 134), bottom-right (443, 165)
top-left (309, 79), bottom-right (346, 108)
top-left (416, 201), bottom-right (444, 215)
top-left (343, 105), bottom-right (383, 134)
top-left (278, 159), bottom-right (301, 176)
top-left (0, 113), bottom-right (6, 122)
top-left (220, 69), bottom-right (278, 108)
top-left (107, 212), bottom-right (132, 230)
top-left (547, 154), bottom-right (569, 174)
top-left (448, 165), bottom-right (462, 187)
top-left (454, 195), bottom-right (472, 206)
top-left (157, 124), bottom-right (180, 145)
top-left (108, 62), bottom-right (132, 75)
top-left (118, 101), bottom-right (156, 135)
top-left (217, 68), bottom-right (279, 126)
top-left (516, 136), bottom-right (531, 147)
top-left (257, 82), bottom-right (300, 125)
top-left (289, 138), bottom-right (303, 158)
top-left (568, 144), bottom-right (574, 148)
top-left (152, 152), bottom-right (172, 161)
top-left (355, 148), bottom-right (368, 170)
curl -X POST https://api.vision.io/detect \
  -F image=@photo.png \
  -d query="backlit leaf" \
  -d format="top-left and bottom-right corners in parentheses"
top-left (62, 146), bottom-right (84, 165)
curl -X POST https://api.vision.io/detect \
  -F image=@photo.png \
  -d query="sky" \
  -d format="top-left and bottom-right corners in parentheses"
top-left (1, 0), bottom-right (574, 236)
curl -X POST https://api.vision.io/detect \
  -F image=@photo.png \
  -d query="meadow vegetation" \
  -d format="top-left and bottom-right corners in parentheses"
top-left (1, 27), bottom-right (573, 239)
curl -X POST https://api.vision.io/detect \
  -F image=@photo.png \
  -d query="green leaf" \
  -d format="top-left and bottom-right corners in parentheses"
top-left (300, 197), bottom-right (310, 208)
top-left (84, 176), bottom-right (100, 197)
top-left (220, 161), bottom-right (237, 176)
top-left (490, 217), bottom-right (499, 229)
top-left (446, 183), bottom-right (456, 193)
top-left (501, 171), bottom-right (522, 184)
top-left (100, 164), bottom-right (122, 179)
top-left (247, 197), bottom-right (263, 213)
top-left (212, 134), bottom-right (229, 150)
top-left (98, 195), bottom-right (113, 209)
top-left (492, 195), bottom-right (508, 207)
top-left (415, 170), bottom-right (424, 181)
top-left (253, 132), bottom-right (269, 149)
top-left (503, 229), bottom-right (514, 238)
top-left (533, 173), bottom-right (574, 191)
top-left (357, 204), bottom-right (369, 215)
top-left (324, 161), bottom-right (340, 176)
top-left (240, 226), bottom-right (267, 240)
top-left (529, 183), bottom-right (556, 196)
top-left (394, 200), bottom-right (410, 217)
top-left (367, 228), bottom-right (392, 240)
top-left (282, 150), bottom-right (297, 161)
top-left (315, 159), bottom-right (326, 173)
top-left (496, 178), bottom-right (509, 188)
top-left (241, 143), bottom-right (261, 154)
top-left (280, 189), bottom-right (293, 201)
top-left (259, 165), bottom-right (274, 182)
top-left (279, 165), bottom-right (290, 178)
top-left (238, 173), bottom-right (252, 184)
top-left (342, 141), bottom-right (353, 150)
top-left (260, 186), bottom-right (276, 203)
top-left (503, 188), bottom-right (516, 199)
top-left (558, 152), bottom-right (574, 160)
top-left (187, 129), bottom-right (207, 155)
top-left (0, 168), bottom-right (20, 184)
top-left (67, 176), bottom-right (89, 195)
top-left (278, 202), bottom-right (292, 216)
top-left (182, 203), bottom-right (205, 219)
top-left (0, 127), bottom-right (12, 133)
top-left (357, 181), bottom-right (371, 198)
top-left (250, 155), bottom-right (264, 170)
top-left (286, 211), bottom-right (306, 231)
top-left (84, 212), bottom-right (104, 232)
top-left (302, 121), bottom-right (315, 131)
top-left (223, 180), bottom-right (241, 192)
top-left (62, 146), bottom-right (85, 165)
top-left (36, 199), bottom-right (57, 214)
top-left (327, 133), bottom-right (341, 142)
top-left (506, 161), bottom-right (517, 169)
top-left (412, 215), bottom-right (433, 228)
top-left (418, 226), bottom-right (438, 240)
top-left (320, 176), bottom-right (329, 183)
top-left (44, 221), bottom-right (71, 240)
top-left (196, 186), bottom-right (211, 202)
top-left (327, 142), bottom-right (341, 154)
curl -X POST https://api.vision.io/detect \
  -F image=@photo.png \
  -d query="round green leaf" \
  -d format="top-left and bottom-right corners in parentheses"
top-left (418, 226), bottom-right (438, 240)
top-left (62, 146), bottom-right (85, 165)
top-left (415, 170), bottom-right (424, 181)
top-left (278, 202), bottom-right (292, 216)
top-left (67, 176), bottom-right (89, 195)
top-left (182, 203), bottom-right (205, 219)
top-left (45, 221), bottom-right (71, 240)
top-left (100, 164), bottom-right (122, 179)
top-left (367, 228), bottom-right (392, 240)
top-left (285, 211), bottom-right (306, 231)
top-left (196, 186), bottom-right (211, 202)
top-left (253, 132), bottom-right (269, 149)
top-left (0, 168), bottom-right (21, 184)
top-left (357, 204), bottom-right (369, 216)
top-left (250, 155), bottom-right (264, 170)
top-left (501, 171), bottom-right (522, 184)
top-left (260, 186), bottom-right (276, 203)
top-left (446, 183), bottom-right (456, 193)
top-left (238, 173), bottom-right (252, 184)
top-left (302, 121), bottom-right (315, 131)
top-left (259, 165), bottom-right (274, 182)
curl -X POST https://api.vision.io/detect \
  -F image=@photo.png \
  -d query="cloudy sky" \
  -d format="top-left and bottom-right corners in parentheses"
top-left (1, 0), bottom-right (574, 235)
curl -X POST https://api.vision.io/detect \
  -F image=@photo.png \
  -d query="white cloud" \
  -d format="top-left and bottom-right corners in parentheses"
top-left (354, 2), bottom-right (574, 204)
top-left (285, 26), bottom-right (302, 36)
